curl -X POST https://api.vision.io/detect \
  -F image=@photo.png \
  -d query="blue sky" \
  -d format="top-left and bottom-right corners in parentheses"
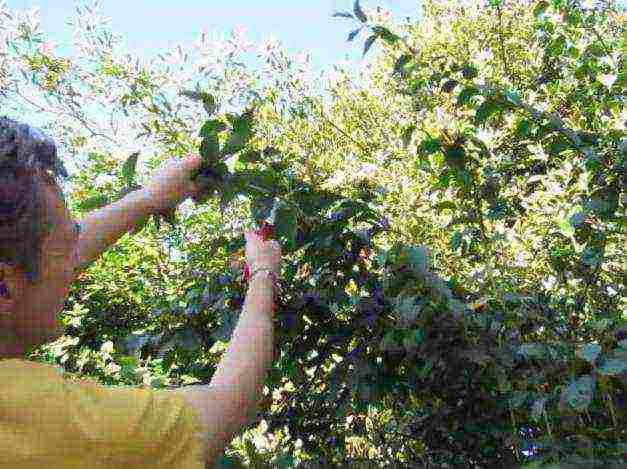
top-left (6, 0), bottom-right (421, 70)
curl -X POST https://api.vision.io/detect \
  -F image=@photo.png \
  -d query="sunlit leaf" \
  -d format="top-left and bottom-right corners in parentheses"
top-left (121, 152), bottom-right (139, 186)
top-left (393, 54), bottom-right (413, 75)
top-left (533, 1), bottom-right (549, 17)
top-left (77, 194), bottom-right (110, 211)
top-left (419, 137), bottom-right (441, 155)
top-left (575, 343), bottom-right (601, 365)
top-left (401, 124), bottom-right (416, 148)
top-left (372, 26), bottom-right (400, 45)
top-left (457, 86), bottom-right (479, 106)
top-left (475, 100), bottom-right (500, 124)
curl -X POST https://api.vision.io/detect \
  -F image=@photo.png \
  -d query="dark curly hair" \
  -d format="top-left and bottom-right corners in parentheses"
top-left (0, 117), bottom-right (67, 282)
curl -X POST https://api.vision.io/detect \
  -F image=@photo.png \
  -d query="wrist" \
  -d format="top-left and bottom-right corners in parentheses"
top-left (138, 185), bottom-right (176, 215)
top-left (248, 269), bottom-right (281, 299)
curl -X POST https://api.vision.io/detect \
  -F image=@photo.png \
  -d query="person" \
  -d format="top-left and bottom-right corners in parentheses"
top-left (0, 117), bottom-right (281, 468)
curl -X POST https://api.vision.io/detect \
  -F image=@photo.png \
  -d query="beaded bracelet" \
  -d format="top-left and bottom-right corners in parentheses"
top-left (249, 268), bottom-right (281, 298)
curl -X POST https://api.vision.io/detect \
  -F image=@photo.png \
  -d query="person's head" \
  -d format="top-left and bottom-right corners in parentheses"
top-left (0, 117), bottom-right (80, 352)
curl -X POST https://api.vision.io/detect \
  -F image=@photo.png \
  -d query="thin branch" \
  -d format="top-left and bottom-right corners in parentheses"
top-left (398, 35), bottom-right (597, 161)
top-left (313, 101), bottom-right (373, 156)
top-left (495, 5), bottom-right (517, 87)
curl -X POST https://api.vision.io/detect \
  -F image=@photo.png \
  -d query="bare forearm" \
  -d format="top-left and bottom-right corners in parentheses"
top-left (210, 274), bottom-right (275, 419)
top-left (75, 189), bottom-right (157, 268)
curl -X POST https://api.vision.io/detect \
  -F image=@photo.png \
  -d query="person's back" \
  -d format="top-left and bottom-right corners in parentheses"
top-left (0, 117), bottom-right (282, 468)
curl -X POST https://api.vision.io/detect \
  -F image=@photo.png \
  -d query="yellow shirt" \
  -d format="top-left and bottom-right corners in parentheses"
top-left (0, 359), bottom-right (208, 468)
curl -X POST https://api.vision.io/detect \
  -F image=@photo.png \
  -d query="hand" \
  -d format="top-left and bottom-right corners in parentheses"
top-left (245, 231), bottom-right (281, 277)
top-left (143, 154), bottom-right (205, 212)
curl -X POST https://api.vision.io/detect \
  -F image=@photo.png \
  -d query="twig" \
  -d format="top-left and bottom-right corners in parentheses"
top-left (495, 5), bottom-right (517, 86)
top-left (313, 101), bottom-right (373, 156)
top-left (397, 35), bottom-right (598, 161)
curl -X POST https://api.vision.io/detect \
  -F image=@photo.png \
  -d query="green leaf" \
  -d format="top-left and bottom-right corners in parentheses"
top-left (202, 93), bottom-right (217, 115)
top-left (419, 137), bottom-right (441, 155)
top-left (597, 358), bottom-right (627, 376)
top-left (354, 0), bottom-right (368, 23)
top-left (402, 328), bottom-right (424, 351)
top-left (223, 110), bottom-right (255, 155)
top-left (519, 343), bottom-right (546, 360)
top-left (401, 245), bottom-right (429, 276)
top-left (461, 65), bottom-right (478, 79)
top-left (274, 203), bottom-right (298, 251)
top-left (122, 152), bottom-right (139, 186)
top-left (372, 26), bottom-right (400, 45)
top-left (534, 1), bottom-right (550, 18)
top-left (442, 79), bottom-right (459, 93)
top-left (515, 119), bottom-right (532, 137)
top-left (212, 311), bottom-right (239, 342)
top-left (77, 194), bottom-right (110, 211)
top-left (395, 295), bottom-right (420, 325)
top-left (581, 245), bottom-right (604, 269)
top-left (509, 391), bottom-right (528, 409)
top-left (444, 144), bottom-right (466, 169)
top-left (475, 100), bottom-right (500, 124)
top-left (457, 86), bottom-right (479, 106)
top-left (505, 90), bottom-right (522, 106)
top-left (450, 231), bottom-right (464, 251)
top-left (347, 27), bottom-right (362, 42)
top-left (576, 343), bottom-right (601, 365)
top-left (401, 125), bottom-right (416, 148)
top-left (379, 331), bottom-right (403, 353)
top-left (363, 35), bottom-right (377, 57)
top-left (393, 54), bottom-right (413, 75)
top-left (201, 119), bottom-right (227, 136)
top-left (200, 134), bottom-right (220, 163)
top-left (561, 375), bottom-right (595, 412)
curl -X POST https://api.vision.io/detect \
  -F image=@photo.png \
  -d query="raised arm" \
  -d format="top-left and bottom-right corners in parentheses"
top-left (75, 155), bottom-right (204, 270)
top-left (172, 231), bottom-right (281, 465)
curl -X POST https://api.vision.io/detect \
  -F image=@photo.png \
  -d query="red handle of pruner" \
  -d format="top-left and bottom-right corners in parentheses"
top-left (243, 222), bottom-right (275, 282)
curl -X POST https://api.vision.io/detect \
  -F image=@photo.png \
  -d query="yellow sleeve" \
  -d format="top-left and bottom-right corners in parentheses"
top-left (0, 359), bottom-right (208, 469)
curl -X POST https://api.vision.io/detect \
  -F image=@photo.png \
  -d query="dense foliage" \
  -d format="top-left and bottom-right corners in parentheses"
top-left (1, 0), bottom-right (625, 467)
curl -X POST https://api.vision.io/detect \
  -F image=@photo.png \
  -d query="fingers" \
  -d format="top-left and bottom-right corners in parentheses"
top-left (182, 153), bottom-right (203, 169)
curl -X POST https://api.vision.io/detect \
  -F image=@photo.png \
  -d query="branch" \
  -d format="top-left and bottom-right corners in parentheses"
top-left (477, 83), bottom-right (598, 160)
top-left (397, 36), bottom-right (598, 161)
top-left (313, 101), bottom-right (373, 156)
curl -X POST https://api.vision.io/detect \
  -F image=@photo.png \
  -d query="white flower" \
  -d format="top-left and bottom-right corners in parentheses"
top-left (94, 174), bottom-right (116, 187)
top-left (357, 162), bottom-right (378, 179)
top-left (598, 74), bottom-right (617, 89)
top-left (100, 341), bottom-right (114, 354)
top-left (542, 276), bottom-right (557, 290)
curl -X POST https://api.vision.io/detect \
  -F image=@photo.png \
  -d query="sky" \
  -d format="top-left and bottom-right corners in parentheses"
top-left (6, 0), bottom-right (421, 71)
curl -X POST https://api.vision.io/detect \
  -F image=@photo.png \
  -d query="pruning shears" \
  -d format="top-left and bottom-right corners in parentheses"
top-left (243, 198), bottom-right (280, 282)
